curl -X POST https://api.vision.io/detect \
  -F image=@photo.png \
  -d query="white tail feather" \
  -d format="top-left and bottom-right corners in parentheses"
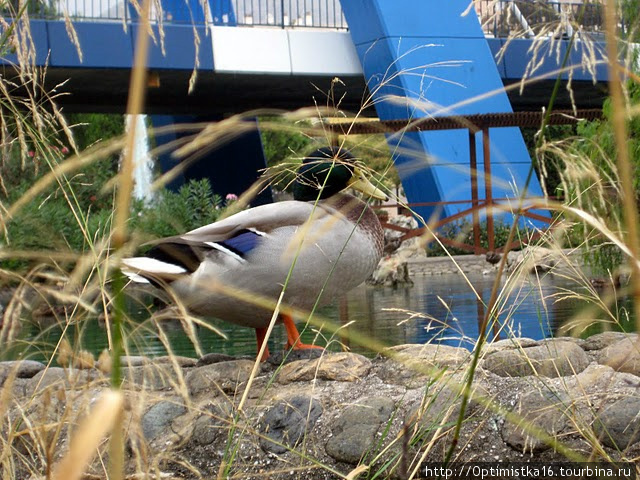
top-left (123, 271), bottom-right (151, 284)
top-left (121, 257), bottom-right (187, 283)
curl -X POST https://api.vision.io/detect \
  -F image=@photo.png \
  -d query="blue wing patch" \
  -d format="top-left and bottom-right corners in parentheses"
top-left (209, 229), bottom-right (263, 260)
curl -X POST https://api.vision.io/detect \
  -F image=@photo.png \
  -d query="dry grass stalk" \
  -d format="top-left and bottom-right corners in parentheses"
top-left (51, 390), bottom-right (124, 480)
top-left (104, 0), bottom-right (153, 478)
top-left (113, 0), bottom-right (152, 248)
top-left (603, 0), bottom-right (640, 333)
top-left (0, 2), bottom-right (638, 479)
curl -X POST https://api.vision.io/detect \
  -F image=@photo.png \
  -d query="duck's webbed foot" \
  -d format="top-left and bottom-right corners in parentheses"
top-left (281, 314), bottom-right (324, 351)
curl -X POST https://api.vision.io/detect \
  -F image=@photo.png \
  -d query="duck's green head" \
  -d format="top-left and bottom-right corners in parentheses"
top-left (292, 147), bottom-right (388, 202)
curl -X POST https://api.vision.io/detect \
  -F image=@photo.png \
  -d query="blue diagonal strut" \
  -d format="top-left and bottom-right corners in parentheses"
top-left (339, 0), bottom-right (548, 225)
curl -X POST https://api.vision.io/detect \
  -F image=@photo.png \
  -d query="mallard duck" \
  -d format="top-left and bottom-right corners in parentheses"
top-left (122, 146), bottom-right (387, 360)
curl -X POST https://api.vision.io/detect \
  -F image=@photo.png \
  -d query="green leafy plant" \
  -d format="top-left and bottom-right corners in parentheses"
top-left (543, 82), bottom-right (640, 276)
top-left (132, 178), bottom-right (223, 240)
top-left (3, 2), bottom-right (640, 479)
top-left (259, 116), bottom-right (313, 167)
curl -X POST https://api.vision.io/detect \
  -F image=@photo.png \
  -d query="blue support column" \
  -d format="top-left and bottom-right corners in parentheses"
top-left (145, 2), bottom-right (270, 208)
top-left (340, 0), bottom-right (547, 224)
top-left (152, 116), bottom-right (273, 206)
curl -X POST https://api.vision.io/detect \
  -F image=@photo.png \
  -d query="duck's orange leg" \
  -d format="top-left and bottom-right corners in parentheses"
top-left (281, 314), bottom-right (324, 351)
top-left (255, 327), bottom-right (270, 362)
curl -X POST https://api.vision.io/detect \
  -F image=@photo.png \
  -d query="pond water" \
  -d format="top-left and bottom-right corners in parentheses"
top-left (11, 272), bottom-right (633, 362)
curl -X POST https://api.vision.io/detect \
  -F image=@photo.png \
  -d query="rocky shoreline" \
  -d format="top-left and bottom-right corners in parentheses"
top-left (408, 248), bottom-right (585, 277)
top-left (368, 245), bottom-right (587, 287)
top-left (2, 331), bottom-right (640, 479)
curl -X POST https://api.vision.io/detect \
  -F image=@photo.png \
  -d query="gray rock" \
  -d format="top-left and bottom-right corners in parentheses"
top-left (155, 355), bottom-right (197, 368)
top-left (484, 338), bottom-right (540, 354)
top-left (0, 360), bottom-right (46, 385)
top-left (325, 396), bottom-right (395, 464)
top-left (278, 353), bottom-right (371, 384)
top-left (27, 367), bottom-right (67, 394)
top-left (384, 344), bottom-right (470, 368)
top-left (546, 337), bottom-right (585, 347)
top-left (120, 355), bottom-right (151, 367)
top-left (377, 344), bottom-right (470, 387)
top-left (25, 367), bottom-right (103, 396)
top-left (0, 360), bottom-right (45, 393)
top-left (186, 360), bottom-right (253, 396)
top-left (196, 353), bottom-right (239, 367)
top-left (593, 396), bottom-right (640, 449)
top-left (191, 401), bottom-right (233, 446)
top-left (599, 337), bottom-right (640, 376)
top-left (410, 389), bottom-right (462, 433)
top-left (482, 341), bottom-right (589, 377)
top-left (554, 363), bottom-right (624, 411)
top-left (368, 252), bottom-right (414, 287)
top-left (531, 364), bottom-right (640, 431)
top-left (405, 372), bottom-right (485, 441)
top-left (502, 389), bottom-right (571, 453)
top-left (7, 378), bottom-right (29, 399)
top-left (121, 364), bottom-right (181, 390)
top-left (142, 400), bottom-right (187, 441)
top-left (267, 348), bottom-right (324, 366)
top-left (560, 363), bottom-right (638, 395)
top-left (506, 246), bottom-right (561, 274)
top-left (13, 328), bottom-right (640, 479)
top-left (260, 395), bottom-right (322, 454)
top-left (581, 332), bottom-right (631, 351)
top-left (327, 423), bottom-right (380, 464)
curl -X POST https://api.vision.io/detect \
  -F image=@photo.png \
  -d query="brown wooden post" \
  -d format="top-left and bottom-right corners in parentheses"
top-left (469, 129), bottom-right (481, 255)
top-left (482, 126), bottom-right (495, 252)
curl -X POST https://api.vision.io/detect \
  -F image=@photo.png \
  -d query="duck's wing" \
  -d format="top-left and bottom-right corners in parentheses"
top-left (179, 200), bottom-right (317, 243)
top-left (123, 200), bottom-right (321, 283)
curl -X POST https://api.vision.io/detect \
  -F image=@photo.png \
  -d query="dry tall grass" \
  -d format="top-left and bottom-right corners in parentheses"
top-left (0, 1), bottom-right (639, 479)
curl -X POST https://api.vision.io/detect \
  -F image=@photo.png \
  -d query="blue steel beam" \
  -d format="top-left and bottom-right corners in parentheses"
top-left (339, 0), bottom-right (549, 224)
top-left (0, 18), bottom-right (607, 114)
top-left (486, 37), bottom-right (609, 83)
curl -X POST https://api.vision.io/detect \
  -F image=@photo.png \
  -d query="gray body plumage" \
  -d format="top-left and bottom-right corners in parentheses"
top-left (126, 192), bottom-right (384, 329)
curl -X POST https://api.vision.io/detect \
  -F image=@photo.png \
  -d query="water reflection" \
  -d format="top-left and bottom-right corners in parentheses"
top-left (16, 272), bottom-right (623, 361)
top-left (332, 273), bottom-right (574, 355)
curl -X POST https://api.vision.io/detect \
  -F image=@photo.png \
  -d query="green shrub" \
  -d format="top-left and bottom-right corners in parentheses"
top-left (131, 179), bottom-right (222, 240)
top-left (0, 112), bottom-right (228, 271)
top-left (66, 113), bottom-right (125, 151)
top-left (1, 173), bottom-right (222, 270)
top-left (552, 81), bottom-right (640, 276)
top-left (259, 116), bottom-right (312, 167)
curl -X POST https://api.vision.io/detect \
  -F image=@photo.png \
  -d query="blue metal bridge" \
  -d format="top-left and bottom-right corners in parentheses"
top-left (1, 0), bottom-right (610, 114)
top-left (0, 0), bottom-right (614, 226)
